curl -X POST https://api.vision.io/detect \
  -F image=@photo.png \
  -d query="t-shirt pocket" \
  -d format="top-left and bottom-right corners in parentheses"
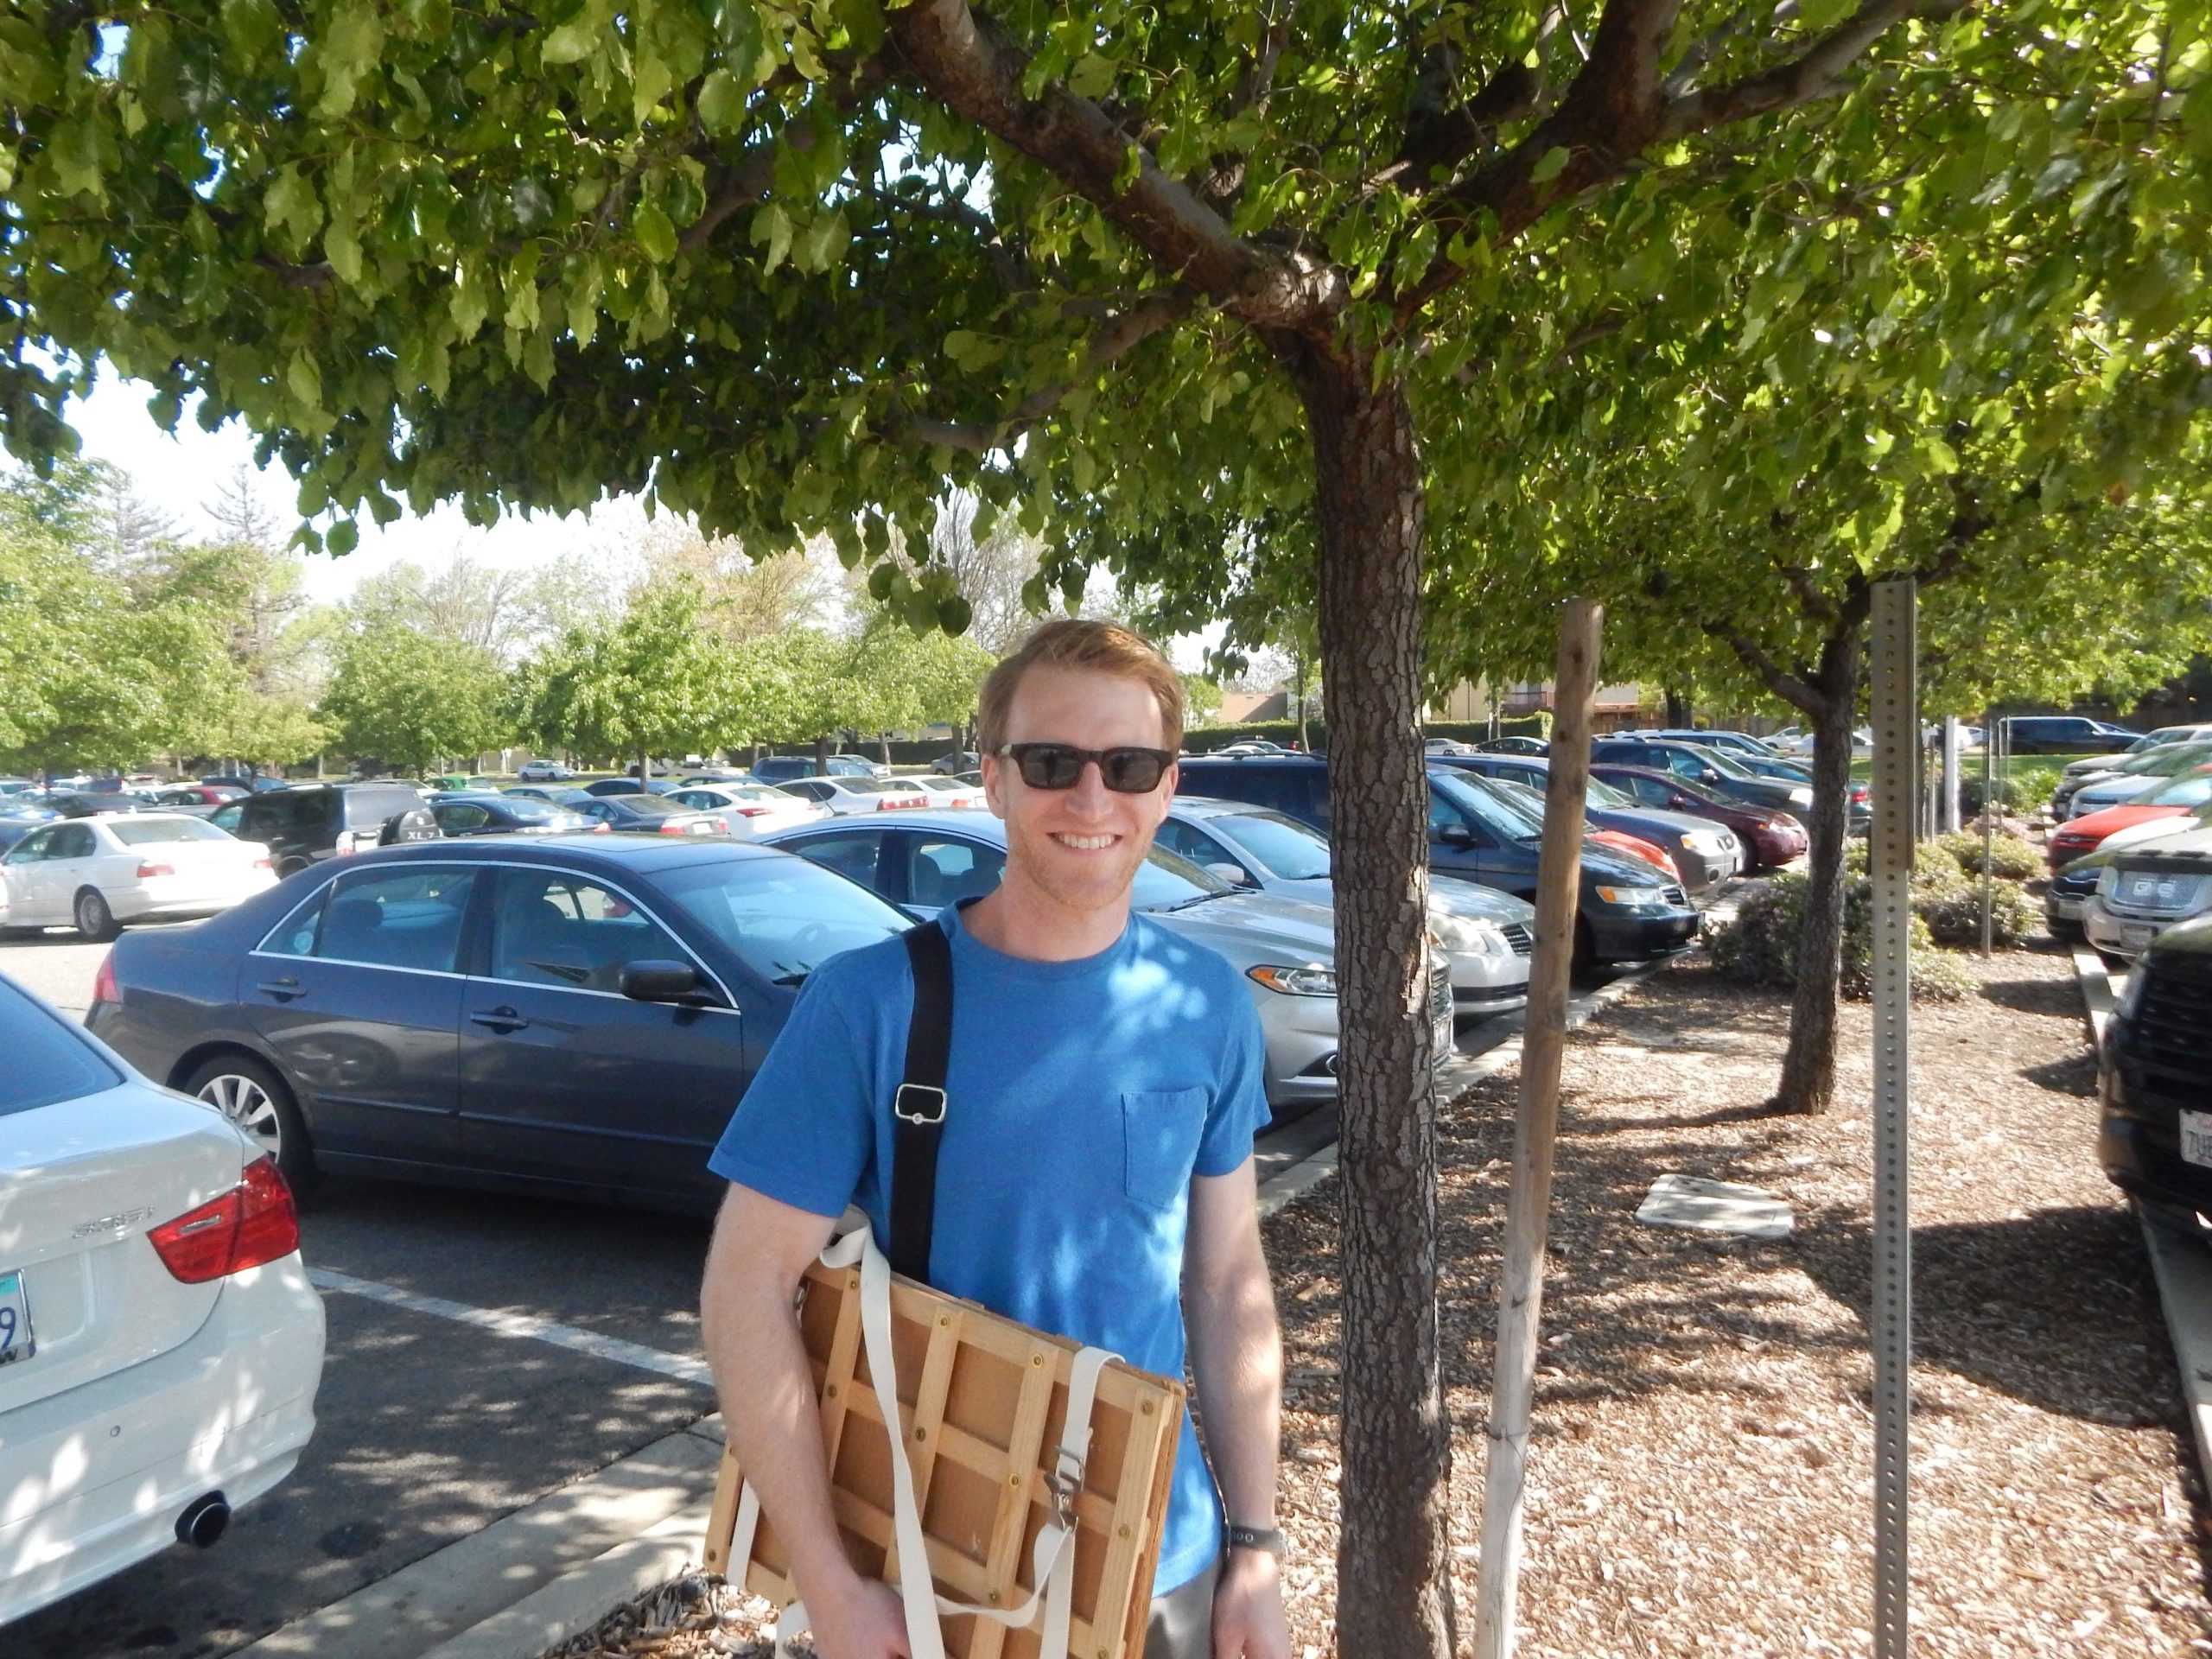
top-left (1121, 1088), bottom-right (1209, 1211)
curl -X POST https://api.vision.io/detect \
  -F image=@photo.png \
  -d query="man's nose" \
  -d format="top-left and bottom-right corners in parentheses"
top-left (1065, 759), bottom-right (1115, 814)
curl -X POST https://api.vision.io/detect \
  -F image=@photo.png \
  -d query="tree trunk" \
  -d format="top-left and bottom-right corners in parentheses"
top-left (1663, 684), bottom-right (1691, 728)
top-left (1282, 340), bottom-right (1454, 1658)
top-left (1773, 627), bottom-right (1861, 1115)
top-left (639, 747), bottom-right (651, 783)
top-left (814, 734), bottom-right (831, 773)
top-left (880, 732), bottom-right (893, 765)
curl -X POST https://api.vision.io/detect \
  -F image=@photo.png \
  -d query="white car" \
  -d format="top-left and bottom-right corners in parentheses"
top-left (515, 760), bottom-right (574, 782)
top-left (0, 972), bottom-right (325, 1627)
top-left (2084, 823), bottom-right (2212, 959)
top-left (773, 775), bottom-right (933, 817)
top-left (664, 783), bottom-right (832, 836)
top-left (912, 776), bottom-right (988, 810)
top-left (0, 815), bottom-right (277, 942)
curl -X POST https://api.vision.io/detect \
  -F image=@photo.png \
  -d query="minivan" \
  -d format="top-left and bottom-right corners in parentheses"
top-left (210, 784), bottom-right (427, 877)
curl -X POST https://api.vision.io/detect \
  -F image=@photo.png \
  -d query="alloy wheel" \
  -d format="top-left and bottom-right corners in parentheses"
top-left (198, 1073), bottom-right (284, 1159)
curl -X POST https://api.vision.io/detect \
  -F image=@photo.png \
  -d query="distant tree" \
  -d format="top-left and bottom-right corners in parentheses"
top-left (1179, 671), bottom-right (1224, 725)
top-left (98, 463), bottom-right (181, 572)
top-left (320, 615), bottom-right (505, 777)
top-left (508, 580), bottom-right (735, 775)
top-left (928, 492), bottom-right (1043, 656)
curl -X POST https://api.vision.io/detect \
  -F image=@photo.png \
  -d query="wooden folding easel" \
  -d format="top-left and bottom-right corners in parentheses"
top-left (704, 1255), bottom-right (1187, 1659)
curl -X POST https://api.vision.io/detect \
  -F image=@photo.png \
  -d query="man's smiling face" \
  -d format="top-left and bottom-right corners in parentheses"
top-left (984, 664), bottom-right (1177, 918)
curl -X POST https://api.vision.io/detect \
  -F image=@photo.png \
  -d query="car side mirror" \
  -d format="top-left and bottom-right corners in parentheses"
top-left (1436, 823), bottom-right (1478, 848)
top-left (620, 960), bottom-right (709, 1004)
top-left (1205, 861), bottom-right (1255, 887)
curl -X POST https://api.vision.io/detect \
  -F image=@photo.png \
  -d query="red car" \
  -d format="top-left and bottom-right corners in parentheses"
top-left (1592, 764), bottom-right (1808, 872)
top-left (2046, 765), bottom-right (2212, 870)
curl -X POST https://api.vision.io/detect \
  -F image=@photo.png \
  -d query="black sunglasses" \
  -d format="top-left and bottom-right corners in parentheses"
top-left (995, 743), bottom-right (1177, 793)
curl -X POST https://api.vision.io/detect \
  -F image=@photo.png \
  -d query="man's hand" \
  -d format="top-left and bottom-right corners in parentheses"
top-left (1211, 1548), bottom-right (1292, 1659)
top-left (804, 1574), bottom-right (912, 1659)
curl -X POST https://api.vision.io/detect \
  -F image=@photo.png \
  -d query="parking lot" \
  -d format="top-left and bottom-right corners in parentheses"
top-left (6, 923), bottom-right (1548, 1658)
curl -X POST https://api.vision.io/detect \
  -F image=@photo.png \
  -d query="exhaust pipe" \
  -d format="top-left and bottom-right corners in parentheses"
top-left (176, 1492), bottom-right (231, 1549)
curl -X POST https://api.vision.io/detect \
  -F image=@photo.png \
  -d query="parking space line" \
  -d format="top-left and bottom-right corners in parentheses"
top-left (309, 1268), bottom-right (713, 1387)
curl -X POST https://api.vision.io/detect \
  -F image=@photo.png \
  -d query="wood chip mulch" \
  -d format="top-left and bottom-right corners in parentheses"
top-left (546, 936), bottom-right (2212, 1657)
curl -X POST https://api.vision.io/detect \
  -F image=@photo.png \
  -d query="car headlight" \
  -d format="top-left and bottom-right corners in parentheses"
top-left (2116, 961), bottom-right (2149, 1019)
top-left (1248, 963), bottom-right (1338, 997)
top-left (1788, 788), bottom-right (1815, 807)
top-left (1683, 831), bottom-right (1725, 855)
top-left (1593, 885), bottom-right (1667, 908)
top-left (2095, 866), bottom-right (2118, 896)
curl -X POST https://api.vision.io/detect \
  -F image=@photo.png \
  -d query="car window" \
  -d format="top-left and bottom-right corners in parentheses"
top-left (2150, 776), bottom-right (2212, 808)
top-left (315, 867), bottom-right (478, 973)
top-left (907, 836), bottom-right (1006, 906)
top-left (656, 855), bottom-right (906, 986)
top-left (346, 788), bottom-right (425, 828)
top-left (210, 803), bottom-right (246, 835)
top-left (1154, 817), bottom-right (1234, 868)
top-left (0, 976), bottom-right (122, 1114)
top-left (488, 869), bottom-right (688, 992)
top-left (110, 817), bottom-right (229, 846)
top-left (6, 828), bottom-right (55, 862)
top-left (434, 803), bottom-right (491, 833)
top-left (53, 824), bottom-right (96, 859)
top-left (259, 887), bottom-right (328, 957)
top-left (784, 829), bottom-right (887, 890)
top-left (1216, 813), bottom-right (1332, 880)
top-left (780, 780), bottom-right (831, 802)
top-left (671, 791), bottom-right (715, 810)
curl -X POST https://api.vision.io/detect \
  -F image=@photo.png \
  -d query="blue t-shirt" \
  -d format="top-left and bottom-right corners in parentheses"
top-left (708, 899), bottom-right (1271, 1596)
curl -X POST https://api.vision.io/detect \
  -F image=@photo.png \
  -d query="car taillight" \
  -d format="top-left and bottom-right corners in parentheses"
top-left (592, 822), bottom-right (610, 832)
top-left (136, 861), bottom-right (175, 878)
top-left (1850, 785), bottom-right (1869, 803)
top-left (733, 806), bottom-right (771, 817)
top-left (658, 820), bottom-right (686, 835)
top-left (148, 1156), bottom-right (300, 1284)
top-left (91, 951), bottom-right (118, 1011)
top-left (253, 856), bottom-right (274, 870)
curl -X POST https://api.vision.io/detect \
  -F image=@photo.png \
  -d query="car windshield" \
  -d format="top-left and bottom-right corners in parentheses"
top-left (1681, 745), bottom-right (1755, 779)
top-left (1217, 811), bottom-right (1332, 880)
top-left (2145, 774), bottom-right (2212, 809)
top-left (1135, 844), bottom-right (1234, 907)
top-left (1582, 775), bottom-right (1637, 810)
top-left (498, 798), bottom-right (568, 823)
top-left (109, 816), bottom-right (230, 845)
top-left (2118, 742), bottom-right (2212, 775)
top-left (1428, 769), bottom-right (1545, 840)
top-left (654, 855), bottom-right (910, 984)
top-left (836, 777), bottom-right (900, 793)
top-left (612, 794), bottom-right (689, 817)
top-left (0, 976), bottom-right (121, 1113)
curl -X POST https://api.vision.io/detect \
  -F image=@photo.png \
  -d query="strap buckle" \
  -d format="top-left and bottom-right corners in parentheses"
top-left (893, 1084), bottom-right (947, 1125)
top-left (1045, 1446), bottom-right (1085, 1529)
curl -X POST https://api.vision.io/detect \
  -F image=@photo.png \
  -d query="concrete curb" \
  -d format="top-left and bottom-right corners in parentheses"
top-left (2135, 1205), bottom-right (2212, 1505)
top-left (2070, 943), bottom-right (2118, 1047)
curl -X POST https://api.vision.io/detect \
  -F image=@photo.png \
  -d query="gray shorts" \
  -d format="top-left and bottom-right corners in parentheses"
top-left (1142, 1560), bottom-right (1218, 1659)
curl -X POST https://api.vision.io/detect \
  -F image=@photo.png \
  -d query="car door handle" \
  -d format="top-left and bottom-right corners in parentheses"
top-left (469, 1007), bottom-right (530, 1033)
top-left (255, 977), bottom-right (306, 1001)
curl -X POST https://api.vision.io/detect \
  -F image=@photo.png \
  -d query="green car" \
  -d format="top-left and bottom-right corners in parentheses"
top-left (424, 772), bottom-right (501, 791)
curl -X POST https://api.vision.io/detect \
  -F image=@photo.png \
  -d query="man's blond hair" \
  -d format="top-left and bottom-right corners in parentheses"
top-left (976, 620), bottom-right (1185, 754)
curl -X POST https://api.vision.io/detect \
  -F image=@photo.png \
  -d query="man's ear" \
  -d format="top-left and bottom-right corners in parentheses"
top-left (981, 751), bottom-right (1007, 819)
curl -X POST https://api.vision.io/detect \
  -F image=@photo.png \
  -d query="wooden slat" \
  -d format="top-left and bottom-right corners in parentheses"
top-left (702, 1446), bottom-right (744, 1577)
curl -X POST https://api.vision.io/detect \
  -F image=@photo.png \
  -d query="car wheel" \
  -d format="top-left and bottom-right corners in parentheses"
top-left (73, 887), bottom-right (119, 942)
top-left (2047, 917), bottom-right (2083, 943)
top-left (185, 1053), bottom-right (317, 1196)
top-left (277, 855), bottom-right (310, 878)
top-left (1572, 915), bottom-right (1597, 976)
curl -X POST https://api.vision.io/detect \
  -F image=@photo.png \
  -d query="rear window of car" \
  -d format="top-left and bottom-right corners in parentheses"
top-left (110, 817), bottom-right (230, 845)
top-left (497, 798), bottom-right (566, 823)
top-left (344, 787), bottom-right (426, 828)
top-left (0, 977), bottom-right (122, 1113)
top-left (613, 794), bottom-right (690, 817)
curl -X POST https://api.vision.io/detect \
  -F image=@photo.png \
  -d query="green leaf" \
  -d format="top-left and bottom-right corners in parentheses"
top-left (541, 15), bottom-right (601, 64)
top-left (697, 67), bottom-right (745, 132)
top-left (938, 594), bottom-right (973, 636)
top-left (753, 202), bottom-right (791, 274)
top-left (221, 0), bottom-right (282, 59)
top-left (1921, 435), bottom-right (1959, 474)
top-left (633, 201), bottom-right (678, 263)
top-left (287, 350), bottom-right (323, 410)
top-left (1068, 54), bottom-right (1117, 98)
top-left (326, 518), bottom-right (359, 556)
top-left (1529, 146), bottom-right (1571, 185)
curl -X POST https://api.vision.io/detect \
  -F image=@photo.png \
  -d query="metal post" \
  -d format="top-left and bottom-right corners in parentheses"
top-left (1980, 711), bottom-right (1995, 957)
top-left (1473, 599), bottom-right (1603, 1659)
top-left (1869, 579), bottom-right (1916, 1659)
top-left (1940, 718), bottom-right (1961, 835)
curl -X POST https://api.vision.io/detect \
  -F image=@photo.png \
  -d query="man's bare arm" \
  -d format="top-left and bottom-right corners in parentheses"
top-left (1184, 1157), bottom-right (1291, 1659)
top-left (701, 1186), bottom-right (909, 1656)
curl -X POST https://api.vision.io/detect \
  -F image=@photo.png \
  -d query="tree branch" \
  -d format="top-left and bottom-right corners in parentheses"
top-left (1710, 624), bottom-right (1823, 712)
top-left (889, 0), bottom-right (1344, 334)
top-left (1657, 0), bottom-right (1963, 140)
top-left (682, 60), bottom-right (890, 253)
top-left (889, 289), bottom-right (1197, 454)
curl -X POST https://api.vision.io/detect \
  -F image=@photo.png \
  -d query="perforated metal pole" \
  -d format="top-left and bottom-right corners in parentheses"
top-left (1980, 711), bottom-right (1995, 957)
top-left (1870, 579), bottom-right (1916, 1659)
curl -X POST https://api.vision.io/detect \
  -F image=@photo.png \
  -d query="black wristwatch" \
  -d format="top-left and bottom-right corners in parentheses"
top-left (1225, 1523), bottom-right (1287, 1558)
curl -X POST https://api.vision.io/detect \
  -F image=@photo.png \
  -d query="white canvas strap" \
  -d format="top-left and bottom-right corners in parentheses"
top-left (738, 1230), bottom-right (1116, 1659)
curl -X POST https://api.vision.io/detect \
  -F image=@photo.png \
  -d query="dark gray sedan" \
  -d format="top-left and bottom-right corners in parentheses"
top-left (84, 837), bottom-right (910, 1213)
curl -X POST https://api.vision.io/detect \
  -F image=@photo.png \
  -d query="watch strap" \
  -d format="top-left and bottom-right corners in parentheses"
top-left (1224, 1523), bottom-right (1286, 1557)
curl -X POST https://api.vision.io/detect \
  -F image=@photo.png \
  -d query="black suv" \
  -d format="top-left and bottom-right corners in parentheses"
top-left (2100, 912), bottom-right (2212, 1229)
top-left (2006, 715), bottom-right (2139, 754)
top-left (211, 783), bottom-right (427, 876)
top-left (1174, 754), bottom-right (1700, 969)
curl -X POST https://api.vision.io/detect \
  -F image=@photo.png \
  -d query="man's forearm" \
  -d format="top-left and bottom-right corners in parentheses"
top-left (1187, 1259), bottom-right (1283, 1526)
top-left (702, 1259), bottom-right (857, 1601)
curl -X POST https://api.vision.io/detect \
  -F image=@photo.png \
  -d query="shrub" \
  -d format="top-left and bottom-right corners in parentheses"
top-left (1709, 873), bottom-right (1972, 1001)
top-left (1914, 879), bottom-right (2039, 949)
top-left (1934, 830), bottom-right (2040, 881)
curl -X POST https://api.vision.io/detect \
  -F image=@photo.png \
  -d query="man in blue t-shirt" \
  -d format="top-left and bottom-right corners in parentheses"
top-left (702, 619), bottom-right (1290, 1659)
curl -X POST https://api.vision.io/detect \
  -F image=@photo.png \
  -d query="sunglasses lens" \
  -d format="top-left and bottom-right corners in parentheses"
top-left (1018, 746), bottom-right (1084, 788)
top-left (1102, 750), bottom-right (1165, 791)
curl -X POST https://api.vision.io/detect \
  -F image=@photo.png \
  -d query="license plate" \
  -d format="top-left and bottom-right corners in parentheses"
top-left (2122, 923), bottom-right (2158, 951)
top-left (2184, 1112), bottom-right (2212, 1172)
top-left (0, 1269), bottom-right (34, 1368)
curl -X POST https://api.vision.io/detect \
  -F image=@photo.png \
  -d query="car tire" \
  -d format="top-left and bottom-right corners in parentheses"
top-left (277, 855), bottom-right (310, 878)
top-left (73, 887), bottom-right (119, 943)
top-left (185, 1052), bottom-right (317, 1197)
top-left (2047, 917), bottom-right (2083, 944)
top-left (1572, 915), bottom-right (1597, 976)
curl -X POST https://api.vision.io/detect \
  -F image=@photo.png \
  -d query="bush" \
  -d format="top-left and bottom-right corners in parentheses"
top-left (1933, 830), bottom-right (2040, 881)
top-left (1709, 873), bottom-right (1972, 1001)
top-left (1961, 763), bottom-right (2061, 819)
top-left (1914, 879), bottom-right (2039, 949)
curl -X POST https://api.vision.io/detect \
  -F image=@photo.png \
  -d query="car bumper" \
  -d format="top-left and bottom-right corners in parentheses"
top-left (0, 1253), bottom-right (325, 1627)
top-left (1586, 907), bottom-right (1702, 963)
top-left (1672, 847), bottom-right (1738, 892)
top-left (2084, 900), bottom-right (2188, 959)
top-left (1750, 825), bottom-right (1808, 865)
top-left (2045, 890), bottom-right (2090, 925)
top-left (1252, 983), bottom-right (1456, 1109)
top-left (2098, 1067), bottom-right (2211, 1217)
top-left (112, 874), bottom-right (276, 922)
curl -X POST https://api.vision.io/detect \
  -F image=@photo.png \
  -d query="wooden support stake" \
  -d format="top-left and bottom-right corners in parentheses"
top-left (1471, 598), bottom-right (1603, 1659)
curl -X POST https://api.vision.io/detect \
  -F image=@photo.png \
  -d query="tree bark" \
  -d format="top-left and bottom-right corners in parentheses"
top-left (1281, 340), bottom-right (1455, 1659)
top-left (1663, 684), bottom-right (1690, 728)
top-left (814, 733), bottom-right (832, 773)
top-left (1773, 625), bottom-right (1861, 1115)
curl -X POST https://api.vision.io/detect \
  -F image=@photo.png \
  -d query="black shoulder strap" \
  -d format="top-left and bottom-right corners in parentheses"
top-left (890, 921), bottom-right (952, 1283)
